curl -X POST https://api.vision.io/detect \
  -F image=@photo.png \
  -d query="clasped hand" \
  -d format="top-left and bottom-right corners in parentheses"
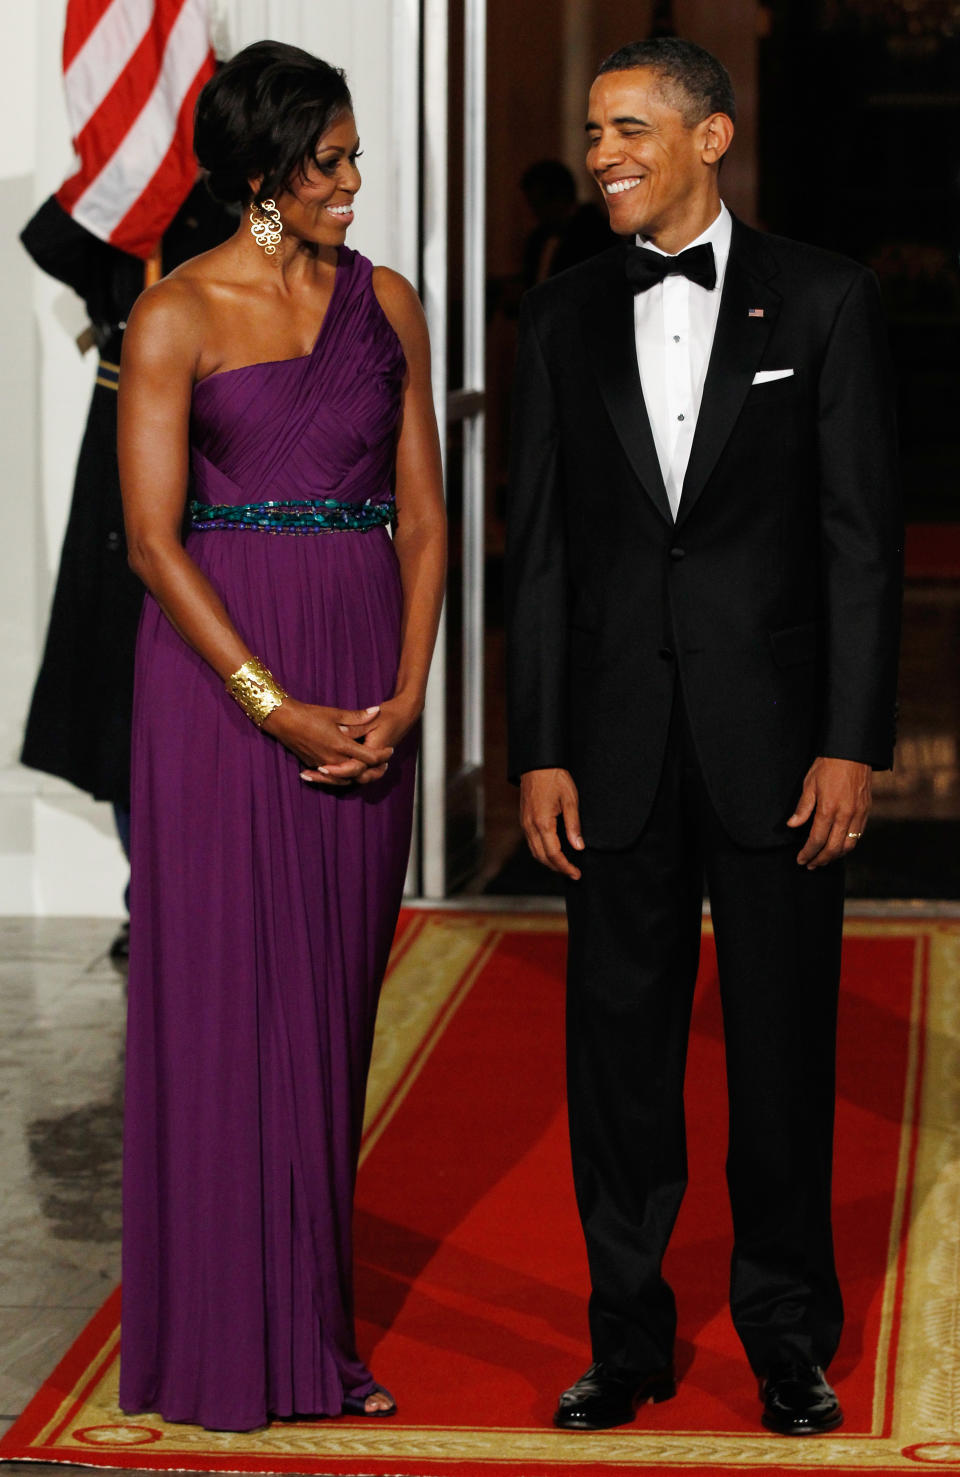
top-left (265, 697), bottom-right (415, 788)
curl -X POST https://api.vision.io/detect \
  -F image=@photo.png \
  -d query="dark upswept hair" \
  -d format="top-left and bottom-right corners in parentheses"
top-left (194, 40), bottom-right (353, 207)
top-left (597, 37), bottom-right (736, 126)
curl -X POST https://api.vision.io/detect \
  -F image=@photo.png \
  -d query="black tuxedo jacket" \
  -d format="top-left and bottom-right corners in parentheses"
top-left (505, 216), bottom-right (902, 850)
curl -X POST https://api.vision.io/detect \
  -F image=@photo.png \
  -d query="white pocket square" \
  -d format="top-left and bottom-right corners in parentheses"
top-left (752, 369), bottom-right (794, 384)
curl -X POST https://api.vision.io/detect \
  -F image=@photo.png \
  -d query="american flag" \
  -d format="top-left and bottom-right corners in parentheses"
top-left (56, 0), bottom-right (215, 261)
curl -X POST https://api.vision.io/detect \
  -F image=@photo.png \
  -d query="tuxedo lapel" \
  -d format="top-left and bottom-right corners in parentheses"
top-left (676, 221), bottom-right (782, 528)
top-left (584, 253), bottom-right (673, 526)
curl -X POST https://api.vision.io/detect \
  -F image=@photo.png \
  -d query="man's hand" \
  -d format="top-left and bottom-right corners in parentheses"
top-left (520, 768), bottom-right (585, 881)
top-left (787, 756), bottom-right (873, 869)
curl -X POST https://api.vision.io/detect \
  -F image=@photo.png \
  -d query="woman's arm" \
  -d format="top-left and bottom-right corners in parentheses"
top-left (385, 273), bottom-right (447, 716)
top-left (119, 281), bottom-right (390, 780)
top-left (120, 280), bottom-right (249, 675)
top-left (311, 268), bottom-right (445, 784)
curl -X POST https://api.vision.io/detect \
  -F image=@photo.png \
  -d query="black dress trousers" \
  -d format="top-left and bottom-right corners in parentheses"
top-left (564, 688), bottom-right (846, 1377)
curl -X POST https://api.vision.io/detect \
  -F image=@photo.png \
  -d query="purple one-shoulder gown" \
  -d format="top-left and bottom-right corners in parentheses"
top-left (120, 248), bottom-right (416, 1432)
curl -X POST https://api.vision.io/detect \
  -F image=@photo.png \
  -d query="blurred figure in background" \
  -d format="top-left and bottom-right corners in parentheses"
top-left (19, 182), bottom-right (236, 957)
top-left (520, 159), bottom-right (615, 286)
top-left (490, 161), bottom-right (616, 524)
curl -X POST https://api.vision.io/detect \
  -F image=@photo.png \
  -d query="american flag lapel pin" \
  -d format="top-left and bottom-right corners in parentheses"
top-left (748, 307), bottom-right (765, 318)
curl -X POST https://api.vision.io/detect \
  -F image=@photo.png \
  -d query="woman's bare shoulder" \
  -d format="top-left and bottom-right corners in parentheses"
top-left (127, 269), bottom-right (201, 327)
top-left (122, 272), bottom-right (213, 382)
top-left (125, 238), bottom-right (246, 366)
top-left (371, 266), bottom-right (428, 354)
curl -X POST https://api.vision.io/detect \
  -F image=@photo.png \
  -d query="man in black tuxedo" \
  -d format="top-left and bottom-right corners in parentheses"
top-left (505, 38), bottom-right (901, 1436)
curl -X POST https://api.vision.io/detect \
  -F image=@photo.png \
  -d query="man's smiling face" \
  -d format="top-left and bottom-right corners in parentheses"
top-left (586, 67), bottom-right (715, 244)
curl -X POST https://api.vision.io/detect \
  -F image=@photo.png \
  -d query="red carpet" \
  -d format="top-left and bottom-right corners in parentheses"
top-left (4, 911), bottom-right (958, 1475)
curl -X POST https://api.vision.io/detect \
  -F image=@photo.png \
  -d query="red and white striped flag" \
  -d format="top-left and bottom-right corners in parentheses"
top-left (56, 0), bottom-right (215, 261)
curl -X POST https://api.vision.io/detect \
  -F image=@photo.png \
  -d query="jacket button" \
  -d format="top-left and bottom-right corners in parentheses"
top-left (658, 646), bottom-right (674, 661)
top-left (106, 530), bottom-right (122, 552)
top-left (669, 546), bottom-right (685, 560)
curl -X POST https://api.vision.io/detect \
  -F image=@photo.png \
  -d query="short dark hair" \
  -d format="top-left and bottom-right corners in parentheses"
top-left (194, 40), bottom-right (353, 207)
top-left (596, 37), bottom-right (736, 126)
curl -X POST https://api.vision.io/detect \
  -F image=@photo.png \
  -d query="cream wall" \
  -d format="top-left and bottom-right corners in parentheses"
top-left (0, 1), bottom-right (419, 915)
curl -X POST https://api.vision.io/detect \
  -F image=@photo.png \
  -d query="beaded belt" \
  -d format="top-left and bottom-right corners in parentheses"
top-left (188, 496), bottom-right (395, 535)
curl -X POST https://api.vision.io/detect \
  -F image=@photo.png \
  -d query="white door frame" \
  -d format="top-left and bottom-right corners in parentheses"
top-left (419, 0), bottom-right (486, 899)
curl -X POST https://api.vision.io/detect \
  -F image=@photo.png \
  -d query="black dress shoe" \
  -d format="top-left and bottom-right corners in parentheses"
top-left (554, 1361), bottom-right (676, 1431)
top-left (761, 1361), bottom-right (842, 1435)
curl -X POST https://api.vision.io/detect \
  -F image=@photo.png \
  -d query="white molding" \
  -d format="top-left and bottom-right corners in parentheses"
top-left (462, 0), bottom-right (486, 770)
top-left (420, 0), bottom-right (449, 899)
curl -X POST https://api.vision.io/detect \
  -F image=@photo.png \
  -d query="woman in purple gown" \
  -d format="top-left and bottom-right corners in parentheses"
top-left (116, 42), bottom-right (445, 1432)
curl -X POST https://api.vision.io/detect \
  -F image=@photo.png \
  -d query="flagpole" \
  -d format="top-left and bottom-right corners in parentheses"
top-left (144, 242), bottom-right (163, 288)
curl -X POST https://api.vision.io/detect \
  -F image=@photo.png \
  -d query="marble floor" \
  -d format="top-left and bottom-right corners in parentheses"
top-left (0, 918), bottom-right (130, 1476)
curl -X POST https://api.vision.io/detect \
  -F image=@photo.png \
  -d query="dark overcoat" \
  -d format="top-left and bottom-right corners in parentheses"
top-left (20, 185), bottom-right (236, 806)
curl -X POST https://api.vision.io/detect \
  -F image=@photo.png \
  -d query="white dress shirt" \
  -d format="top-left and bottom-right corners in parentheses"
top-left (633, 202), bottom-right (732, 520)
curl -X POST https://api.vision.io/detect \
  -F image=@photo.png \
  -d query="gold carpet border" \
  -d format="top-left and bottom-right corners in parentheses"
top-left (869, 926), bottom-right (928, 1436)
top-left (361, 914), bottom-right (498, 1146)
top-left (20, 915), bottom-right (960, 1471)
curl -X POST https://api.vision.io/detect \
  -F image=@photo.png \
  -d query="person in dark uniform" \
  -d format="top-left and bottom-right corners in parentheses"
top-left (20, 183), bottom-right (236, 954)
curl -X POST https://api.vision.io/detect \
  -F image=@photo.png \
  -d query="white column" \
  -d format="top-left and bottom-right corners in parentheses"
top-left (419, 0), bottom-right (449, 899)
top-left (561, 0), bottom-right (593, 198)
top-left (0, 3), bottom-right (129, 917)
top-left (0, 7), bottom-right (41, 911)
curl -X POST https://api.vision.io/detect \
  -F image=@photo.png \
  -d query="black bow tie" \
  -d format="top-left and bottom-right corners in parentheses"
top-left (625, 241), bottom-right (717, 293)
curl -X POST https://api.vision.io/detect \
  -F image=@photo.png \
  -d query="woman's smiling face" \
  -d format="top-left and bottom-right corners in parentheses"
top-left (271, 111), bottom-right (363, 247)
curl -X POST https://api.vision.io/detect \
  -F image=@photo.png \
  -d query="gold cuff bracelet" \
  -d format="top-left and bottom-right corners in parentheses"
top-left (225, 657), bottom-right (288, 727)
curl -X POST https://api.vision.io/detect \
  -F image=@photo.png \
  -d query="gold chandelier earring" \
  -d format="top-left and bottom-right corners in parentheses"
top-left (249, 197), bottom-right (283, 255)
